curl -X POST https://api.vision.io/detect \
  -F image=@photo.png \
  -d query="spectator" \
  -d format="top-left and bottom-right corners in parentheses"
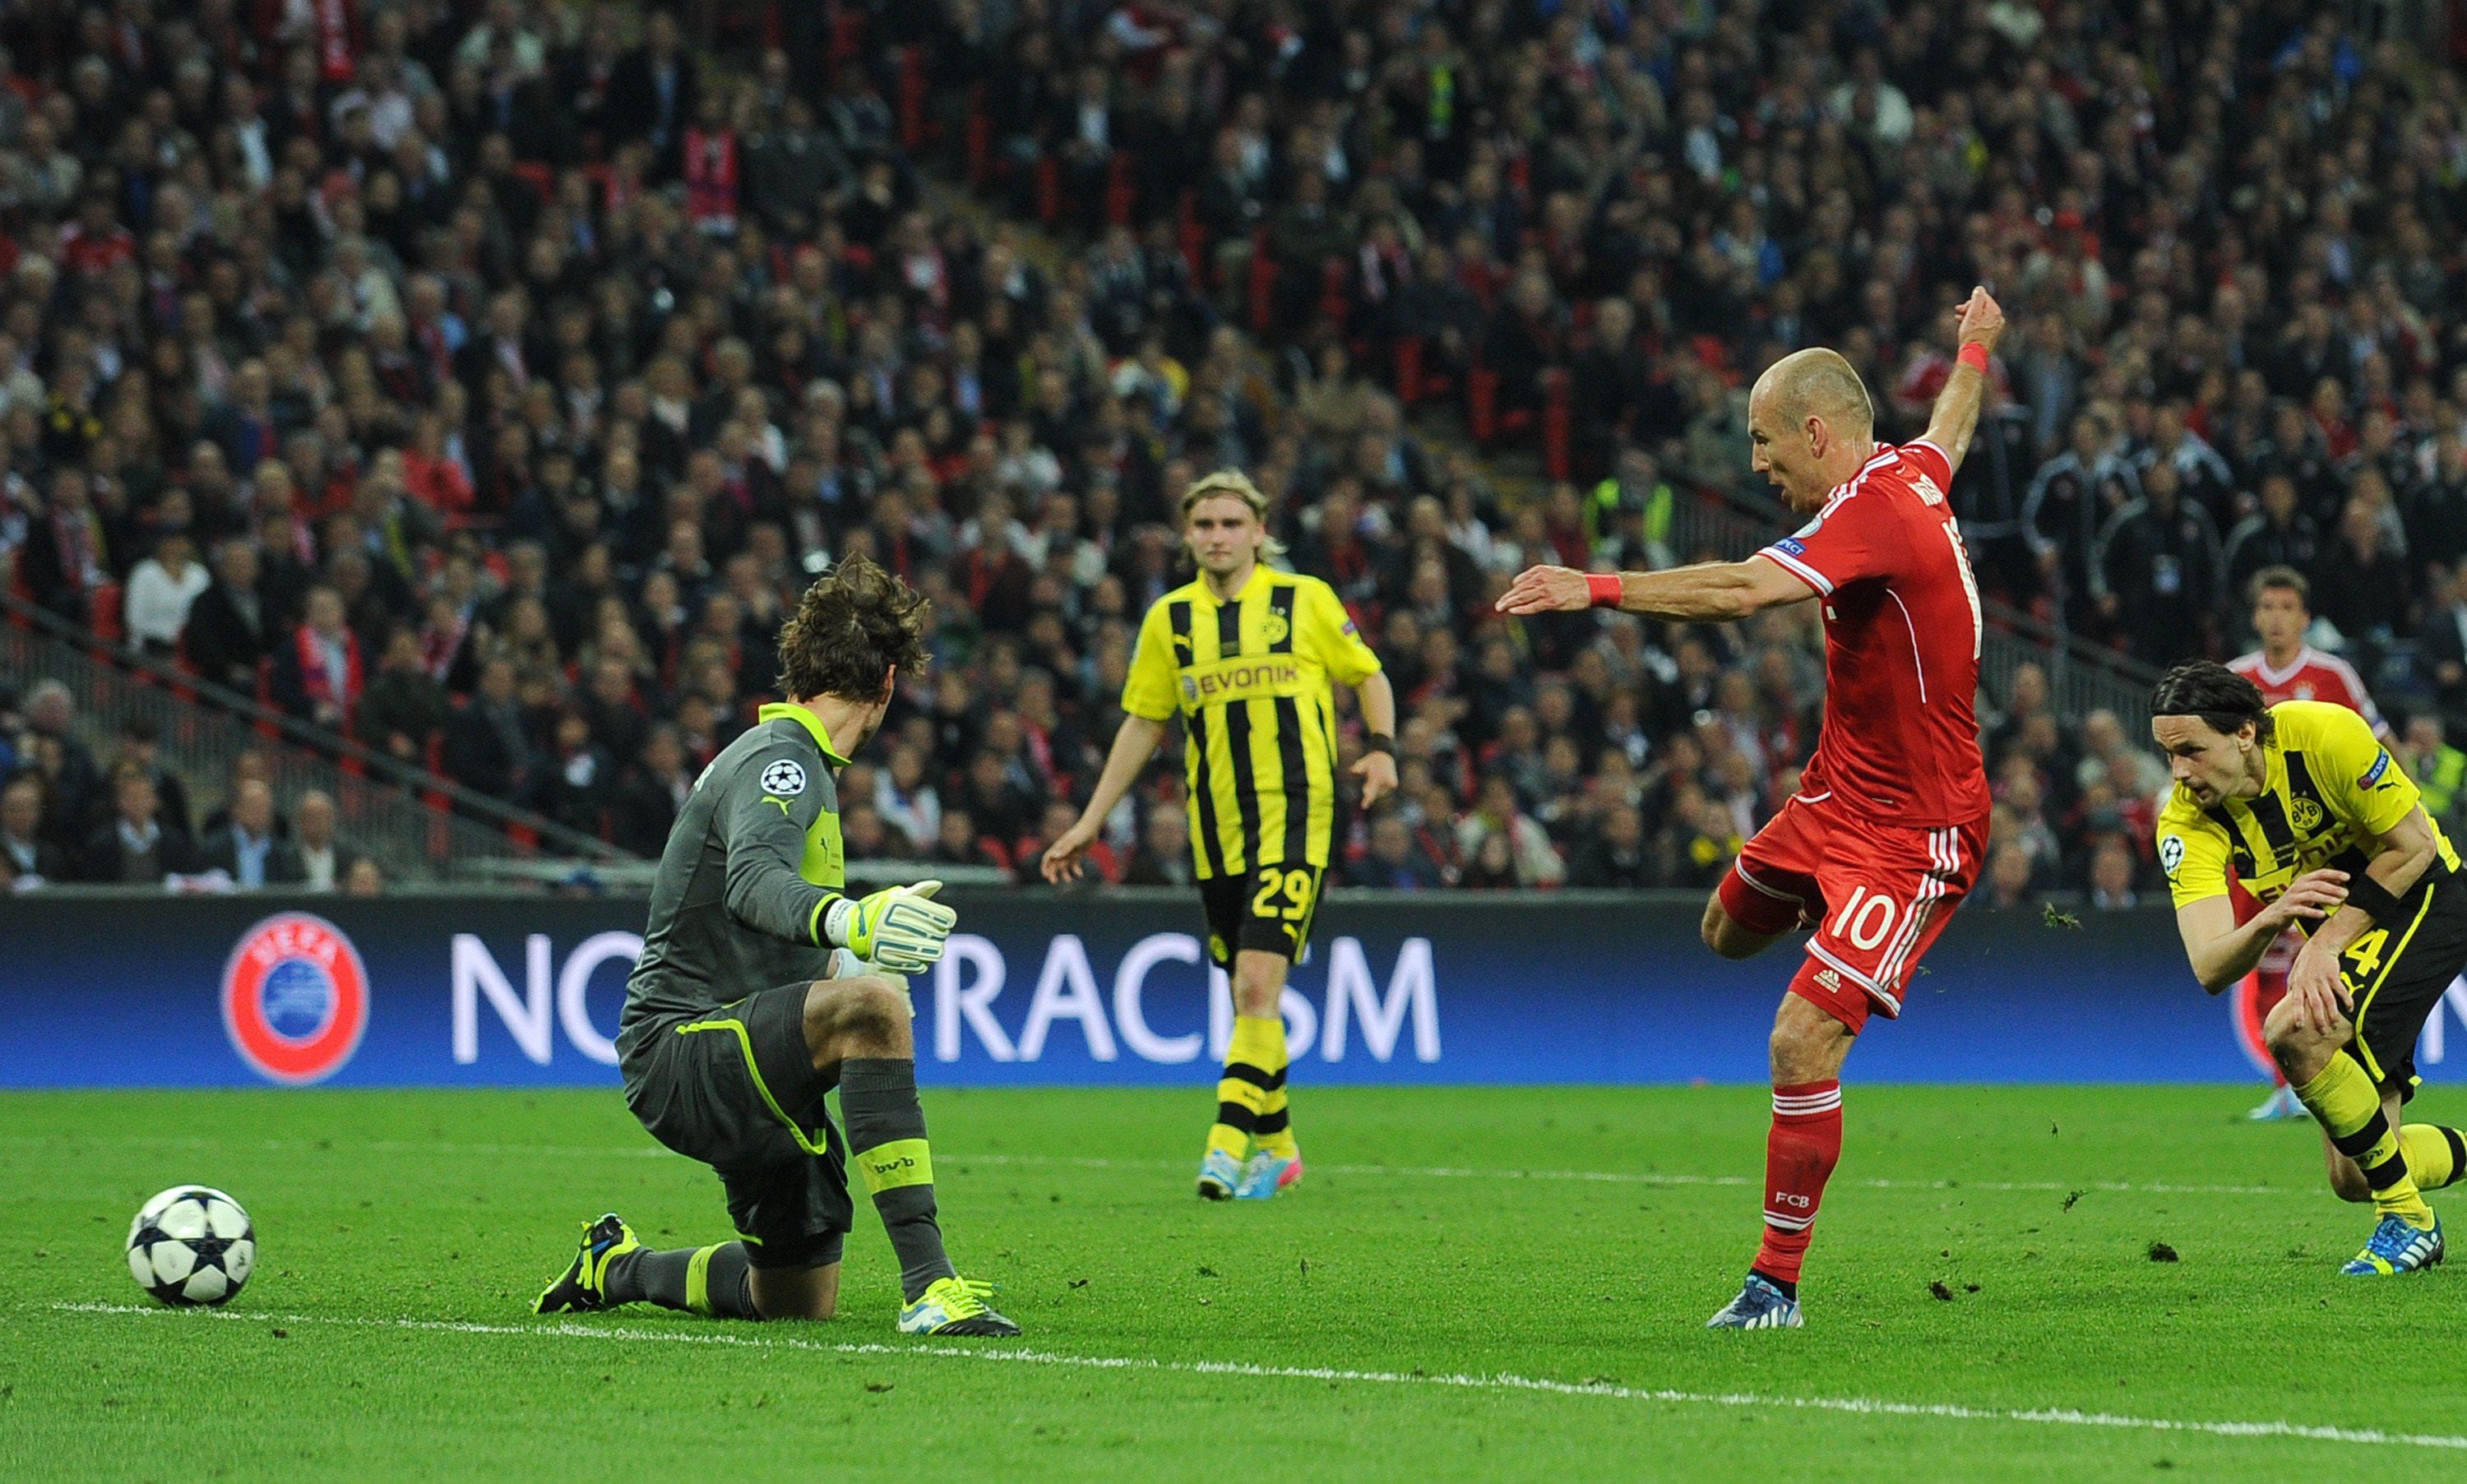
top-left (343, 857), bottom-right (386, 896)
top-left (292, 790), bottom-right (358, 894)
top-left (0, 775), bottom-right (67, 886)
top-left (18, 682), bottom-right (98, 840)
top-left (2089, 461), bottom-right (2222, 665)
top-left (2400, 716), bottom-right (2466, 843)
top-left (107, 718), bottom-right (195, 843)
top-left (2073, 711), bottom-right (2168, 804)
top-left (180, 539), bottom-right (273, 694)
top-left (1981, 843), bottom-right (2039, 913)
top-left (444, 657), bottom-right (535, 804)
top-left (79, 764), bottom-right (200, 885)
top-left (269, 586), bottom-right (365, 733)
top-left (874, 742), bottom-right (942, 850)
top-left (123, 532), bottom-right (211, 656)
top-left (537, 705), bottom-right (615, 839)
top-left (360, 627), bottom-right (452, 765)
top-left (612, 725), bottom-right (694, 859)
top-left (1453, 774), bottom-right (1565, 889)
top-left (1120, 802), bottom-right (1196, 888)
top-left (200, 779), bottom-right (306, 890)
top-left (1567, 805), bottom-right (1653, 890)
top-left (929, 807), bottom-right (1009, 871)
top-left (2087, 839), bottom-right (2140, 911)
top-left (2426, 566), bottom-right (2467, 735)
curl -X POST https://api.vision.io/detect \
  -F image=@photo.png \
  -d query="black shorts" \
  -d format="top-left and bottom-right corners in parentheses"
top-left (1199, 862), bottom-right (1325, 970)
top-left (621, 981), bottom-right (850, 1270)
top-left (2340, 873), bottom-right (2467, 1101)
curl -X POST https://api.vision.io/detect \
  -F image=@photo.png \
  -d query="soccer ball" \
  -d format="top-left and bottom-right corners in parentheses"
top-left (127, 1186), bottom-right (256, 1307)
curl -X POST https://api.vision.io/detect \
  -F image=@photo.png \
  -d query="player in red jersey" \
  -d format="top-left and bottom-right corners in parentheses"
top-left (2227, 566), bottom-right (2392, 1119)
top-left (1498, 288), bottom-right (2005, 1329)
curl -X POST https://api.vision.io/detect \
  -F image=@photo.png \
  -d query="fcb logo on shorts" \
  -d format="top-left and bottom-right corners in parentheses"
top-left (221, 912), bottom-right (371, 1086)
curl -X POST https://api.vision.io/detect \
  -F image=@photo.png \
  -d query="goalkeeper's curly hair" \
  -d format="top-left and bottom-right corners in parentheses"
top-left (776, 553), bottom-right (932, 703)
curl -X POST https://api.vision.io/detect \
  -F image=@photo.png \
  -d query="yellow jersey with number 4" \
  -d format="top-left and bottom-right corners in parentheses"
top-left (2157, 700), bottom-right (2459, 921)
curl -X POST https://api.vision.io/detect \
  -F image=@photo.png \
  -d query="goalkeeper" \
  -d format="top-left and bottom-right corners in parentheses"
top-left (536, 555), bottom-right (1016, 1337)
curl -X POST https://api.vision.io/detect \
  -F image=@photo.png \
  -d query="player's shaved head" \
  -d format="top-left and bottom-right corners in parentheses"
top-left (1747, 348), bottom-right (1878, 510)
top-left (1753, 348), bottom-right (1873, 435)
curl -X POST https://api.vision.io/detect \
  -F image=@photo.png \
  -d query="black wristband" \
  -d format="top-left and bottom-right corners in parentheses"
top-left (2344, 871), bottom-right (2405, 925)
top-left (1364, 735), bottom-right (1396, 758)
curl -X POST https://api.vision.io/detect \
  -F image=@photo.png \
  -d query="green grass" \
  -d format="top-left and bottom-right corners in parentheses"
top-left (1, 1084), bottom-right (2461, 1481)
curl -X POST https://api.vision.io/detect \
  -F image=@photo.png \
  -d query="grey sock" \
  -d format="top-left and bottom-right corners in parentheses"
top-left (604, 1243), bottom-right (757, 1319)
top-left (840, 1057), bottom-right (956, 1301)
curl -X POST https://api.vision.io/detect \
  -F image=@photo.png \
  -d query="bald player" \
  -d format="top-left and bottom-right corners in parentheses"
top-left (1502, 289), bottom-right (2005, 1328)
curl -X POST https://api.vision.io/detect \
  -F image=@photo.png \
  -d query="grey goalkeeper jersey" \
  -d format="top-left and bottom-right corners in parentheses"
top-left (617, 701), bottom-right (849, 1070)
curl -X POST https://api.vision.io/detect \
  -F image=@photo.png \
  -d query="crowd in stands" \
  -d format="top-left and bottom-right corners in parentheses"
top-left (2, 0), bottom-right (2466, 899)
top-left (0, 677), bottom-right (382, 892)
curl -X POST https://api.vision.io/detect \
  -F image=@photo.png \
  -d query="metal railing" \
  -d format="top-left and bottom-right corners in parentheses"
top-left (1661, 483), bottom-right (2164, 728)
top-left (1, 591), bottom-right (635, 884)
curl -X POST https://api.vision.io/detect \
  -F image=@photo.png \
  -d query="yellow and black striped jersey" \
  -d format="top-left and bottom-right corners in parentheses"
top-left (2158, 700), bottom-right (2460, 918)
top-left (1122, 566), bottom-right (1382, 880)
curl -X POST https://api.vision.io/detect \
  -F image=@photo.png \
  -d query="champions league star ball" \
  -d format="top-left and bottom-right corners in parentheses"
top-left (127, 1186), bottom-right (256, 1307)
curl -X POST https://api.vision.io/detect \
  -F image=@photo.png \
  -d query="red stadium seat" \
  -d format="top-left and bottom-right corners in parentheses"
top-left (1035, 156), bottom-right (1062, 224)
top-left (90, 582), bottom-right (123, 645)
top-left (1176, 190), bottom-right (1202, 281)
top-left (1542, 368), bottom-right (1573, 480)
top-left (1467, 365), bottom-right (1498, 444)
top-left (896, 48), bottom-right (927, 151)
top-left (1318, 257), bottom-right (1350, 329)
top-left (1247, 229), bottom-right (1275, 335)
top-left (829, 5), bottom-right (864, 73)
top-left (965, 85), bottom-right (992, 186)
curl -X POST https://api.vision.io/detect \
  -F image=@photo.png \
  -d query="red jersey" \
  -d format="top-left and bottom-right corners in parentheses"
top-left (1757, 439), bottom-right (1990, 828)
top-left (2228, 647), bottom-right (2387, 737)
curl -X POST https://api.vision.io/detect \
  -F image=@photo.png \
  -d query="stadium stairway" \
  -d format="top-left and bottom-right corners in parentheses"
top-left (0, 586), bottom-right (635, 885)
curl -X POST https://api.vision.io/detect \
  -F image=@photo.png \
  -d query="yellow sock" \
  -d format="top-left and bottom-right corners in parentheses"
top-left (2401, 1125), bottom-right (2466, 1190)
top-left (1253, 1015), bottom-right (1297, 1160)
top-left (2294, 1053), bottom-right (2433, 1228)
top-left (1208, 1015), bottom-right (1281, 1159)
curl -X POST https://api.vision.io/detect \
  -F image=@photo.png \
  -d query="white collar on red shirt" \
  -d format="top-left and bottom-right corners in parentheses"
top-left (2249, 646), bottom-right (2326, 687)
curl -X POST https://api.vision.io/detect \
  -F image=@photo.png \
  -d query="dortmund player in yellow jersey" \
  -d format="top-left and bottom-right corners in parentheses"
top-left (1043, 470), bottom-right (1396, 1200)
top-left (2152, 663), bottom-right (2467, 1275)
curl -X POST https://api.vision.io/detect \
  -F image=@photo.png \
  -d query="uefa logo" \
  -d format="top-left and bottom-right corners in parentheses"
top-left (221, 913), bottom-right (372, 1085)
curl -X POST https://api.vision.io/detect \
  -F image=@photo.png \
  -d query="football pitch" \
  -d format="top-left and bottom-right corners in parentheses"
top-left (5, 1084), bottom-right (2465, 1481)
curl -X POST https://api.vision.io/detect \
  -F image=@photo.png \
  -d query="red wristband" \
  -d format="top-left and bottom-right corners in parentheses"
top-left (1585, 572), bottom-right (1623, 608)
top-left (1957, 342), bottom-right (1989, 374)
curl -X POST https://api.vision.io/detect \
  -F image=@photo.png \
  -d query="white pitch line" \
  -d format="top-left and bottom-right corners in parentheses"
top-left (0, 1134), bottom-right (2307, 1198)
top-left (40, 1301), bottom-right (2466, 1454)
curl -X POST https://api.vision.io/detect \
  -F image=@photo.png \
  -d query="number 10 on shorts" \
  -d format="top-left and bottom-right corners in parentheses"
top-left (1830, 885), bottom-right (1901, 952)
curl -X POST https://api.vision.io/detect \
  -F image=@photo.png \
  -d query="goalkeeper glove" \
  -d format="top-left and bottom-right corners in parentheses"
top-left (825, 881), bottom-right (956, 976)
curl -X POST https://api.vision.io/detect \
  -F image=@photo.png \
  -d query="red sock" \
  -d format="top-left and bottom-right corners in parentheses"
top-left (1752, 1080), bottom-right (1843, 1287)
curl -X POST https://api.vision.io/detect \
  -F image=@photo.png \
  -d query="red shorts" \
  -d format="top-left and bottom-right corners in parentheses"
top-left (1716, 796), bottom-right (1987, 1033)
